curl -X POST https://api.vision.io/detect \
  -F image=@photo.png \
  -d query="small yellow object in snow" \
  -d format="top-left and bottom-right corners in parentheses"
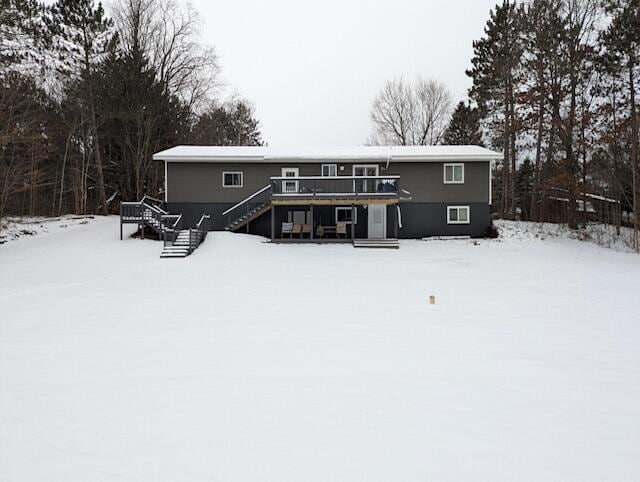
top-left (429, 295), bottom-right (436, 305)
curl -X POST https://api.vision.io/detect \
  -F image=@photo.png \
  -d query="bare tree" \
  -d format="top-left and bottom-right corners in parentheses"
top-left (111, 0), bottom-right (219, 112)
top-left (370, 76), bottom-right (453, 145)
top-left (109, 0), bottom-right (220, 200)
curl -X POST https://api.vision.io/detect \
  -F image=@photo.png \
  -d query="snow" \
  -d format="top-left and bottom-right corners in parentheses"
top-left (496, 220), bottom-right (638, 253)
top-left (0, 215), bottom-right (98, 245)
top-left (1, 217), bottom-right (640, 482)
top-left (152, 144), bottom-right (501, 162)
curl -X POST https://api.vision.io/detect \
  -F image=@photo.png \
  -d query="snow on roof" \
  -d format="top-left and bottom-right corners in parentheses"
top-left (152, 145), bottom-right (501, 162)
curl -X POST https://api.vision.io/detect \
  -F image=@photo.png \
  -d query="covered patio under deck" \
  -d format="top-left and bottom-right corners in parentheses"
top-left (269, 198), bottom-right (400, 244)
top-left (268, 174), bottom-right (401, 245)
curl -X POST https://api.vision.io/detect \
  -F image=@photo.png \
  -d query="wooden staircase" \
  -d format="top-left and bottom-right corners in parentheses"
top-left (120, 197), bottom-right (211, 258)
top-left (160, 230), bottom-right (191, 258)
top-left (223, 184), bottom-right (272, 232)
top-left (226, 203), bottom-right (272, 232)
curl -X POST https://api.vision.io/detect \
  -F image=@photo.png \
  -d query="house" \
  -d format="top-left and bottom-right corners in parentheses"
top-left (149, 145), bottom-right (500, 246)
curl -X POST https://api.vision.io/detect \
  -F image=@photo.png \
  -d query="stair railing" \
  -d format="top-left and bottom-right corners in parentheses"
top-left (140, 195), bottom-right (166, 211)
top-left (161, 214), bottom-right (183, 246)
top-left (222, 185), bottom-right (271, 228)
top-left (188, 214), bottom-right (211, 253)
top-left (141, 202), bottom-right (166, 231)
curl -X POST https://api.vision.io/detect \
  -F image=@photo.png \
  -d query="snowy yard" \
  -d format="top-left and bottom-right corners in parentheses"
top-left (1, 216), bottom-right (640, 482)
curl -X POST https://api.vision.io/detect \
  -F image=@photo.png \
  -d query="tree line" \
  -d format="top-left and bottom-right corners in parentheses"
top-left (370, 0), bottom-right (639, 248)
top-left (0, 0), bottom-right (263, 220)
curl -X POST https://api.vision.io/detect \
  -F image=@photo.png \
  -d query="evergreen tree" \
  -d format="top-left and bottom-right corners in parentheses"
top-left (191, 100), bottom-right (263, 146)
top-left (467, 0), bottom-right (524, 220)
top-left (443, 101), bottom-right (483, 145)
top-left (516, 157), bottom-right (535, 221)
top-left (521, 0), bottom-right (564, 221)
top-left (48, 0), bottom-right (115, 214)
top-left (600, 0), bottom-right (640, 249)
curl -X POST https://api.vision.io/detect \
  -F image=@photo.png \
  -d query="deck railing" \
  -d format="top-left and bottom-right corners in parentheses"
top-left (270, 176), bottom-right (400, 197)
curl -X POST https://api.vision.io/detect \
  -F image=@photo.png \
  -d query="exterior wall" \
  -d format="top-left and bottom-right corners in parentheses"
top-left (166, 161), bottom-right (380, 203)
top-left (397, 202), bottom-right (490, 238)
top-left (389, 161), bottom-right (490, 203)
top-left (164, 159), bottom-right (492, 238)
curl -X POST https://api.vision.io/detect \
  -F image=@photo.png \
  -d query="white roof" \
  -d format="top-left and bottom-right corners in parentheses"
top-left (153, 145), bottom-right (501, 162)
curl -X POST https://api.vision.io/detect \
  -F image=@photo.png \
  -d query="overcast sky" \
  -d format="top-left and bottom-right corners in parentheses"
top-left (191, 0), bottom-right (498, 147)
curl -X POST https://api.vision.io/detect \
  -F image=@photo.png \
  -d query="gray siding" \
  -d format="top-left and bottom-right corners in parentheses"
top-left (167, 160), bottom-right (490, 204)
top-left (165, 159), bottom-right (492, 238)
top-left (390, 161), bottom-right (490, 203)
top-left (397, 202), bottom-right (490, 238)
top-left (167, 161), bottom-right (380, 203)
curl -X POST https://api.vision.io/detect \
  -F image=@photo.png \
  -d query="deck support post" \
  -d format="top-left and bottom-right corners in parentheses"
top-left (351, 204), bottom-right (355, 241)
top-left (141, 222), bottom-right (144, 240)
top-left (394, 206), bottom-right (398, 239)
top-left (270, 206), bottom-right (275, 241)
top-left (310, 204), bottom-right (314, 240)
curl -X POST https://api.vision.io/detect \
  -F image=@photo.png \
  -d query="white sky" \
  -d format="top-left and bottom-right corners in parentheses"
top-left (193, 0), bottom-right (499, 147)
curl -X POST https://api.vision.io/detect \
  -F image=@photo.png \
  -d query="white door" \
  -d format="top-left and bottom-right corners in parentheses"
top-left (353, 165), bottom-right (379, 193)
top-left (281, 167), bottom-right (299, 193)
top-left (368, 204), bottom-right (386, 239)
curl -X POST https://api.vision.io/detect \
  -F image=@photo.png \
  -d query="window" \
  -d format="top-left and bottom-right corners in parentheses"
top-left (321, 164), bottom-right (337, 176)
top-left (222, 171), bottom-right (243, 188)
top-left (447, 206), bottom-right (470, 224)
top-left (444, 163), bottom-right (464, 184)
top-left (281, 167), bottom-right (299, 193)
top-left (336, 207), bottom-right (357, 224)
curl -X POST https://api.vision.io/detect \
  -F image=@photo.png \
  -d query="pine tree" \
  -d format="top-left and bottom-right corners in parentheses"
top-left (516, 157), bottom-right (535, 220)
top-left (190, 99), bottom-right (263, 146)
top-left (442, 101), bottom-right (483, 145)
top-left (521, 0), bottom-right (564, 221)
top-left (601, 0), bottom-right (640, 250)
top-left (48, 0), bottom-right (114, 214)
top-left (467, 0), bottom-right (524, 220)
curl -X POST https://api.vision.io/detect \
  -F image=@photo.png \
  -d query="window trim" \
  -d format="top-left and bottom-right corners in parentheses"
top-left (222, 171), bottom-right (243, 188)
top-left (281, 167), bottom-right (299, 193)
top-left (443, 163), bottom-right (464, 184)
top-left (352, 164), bottom-right (379, 176)
top-left (335, 206), bottom-right (357, 224)
top-left (447, 205), bottom-right (470, 224)
top-left (321, 163), bottom-right (337, 177)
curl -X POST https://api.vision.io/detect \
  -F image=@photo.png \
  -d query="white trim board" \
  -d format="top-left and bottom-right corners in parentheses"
top-left (443, 163), bottom-right (465, 184)
top-left (152, 145), bottom-right (502, 163)
top-left (447, 205), bottom-right (470, 224)
top-left (222, 171), bottom-right (244, 188)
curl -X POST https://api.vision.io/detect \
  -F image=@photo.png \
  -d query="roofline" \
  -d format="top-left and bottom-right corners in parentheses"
top-left (153, 154), bottom-right (500, 162)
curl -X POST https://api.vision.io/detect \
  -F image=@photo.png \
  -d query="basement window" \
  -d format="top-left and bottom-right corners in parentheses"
top-left (444, 163), bottom-right (464, 184)
top-left (447, 206), bottom-right (470, 224)
top-left (223, 171), bottom-right (243, 188)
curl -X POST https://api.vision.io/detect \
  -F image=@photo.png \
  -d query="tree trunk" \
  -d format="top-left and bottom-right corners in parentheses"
top-left (89, 101), bottom-right (108, 215)
top-left (566, 71), bottom-right (578, 230)
top-left (530, 68), bottom-right (545, 222)
top-left (629, 56), bottom-right (639, 251)
top-left (502, 91), bottom-right (511, 219)
top-left (509, 80), bottom-right (517, 221)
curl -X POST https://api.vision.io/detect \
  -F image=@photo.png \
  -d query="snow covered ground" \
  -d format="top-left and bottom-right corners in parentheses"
top-left (496, 219), bottom-right (638, 253)
top-left (0, 215), bottom-right (98, 245)
top-left (1, 217), bottom-right (640, 482)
